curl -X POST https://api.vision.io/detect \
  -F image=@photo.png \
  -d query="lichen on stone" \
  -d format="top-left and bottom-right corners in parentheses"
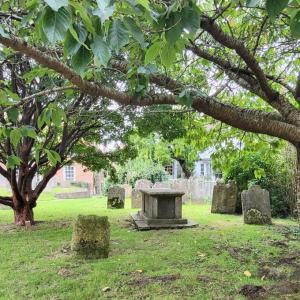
top-left (245, 209), bottom-right (271, 225)
top-left (71, 215), bottom-right (110, 259)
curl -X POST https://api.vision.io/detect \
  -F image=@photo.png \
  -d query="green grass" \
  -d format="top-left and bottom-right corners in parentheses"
top-left (0, 195), bottom-right (299, 300)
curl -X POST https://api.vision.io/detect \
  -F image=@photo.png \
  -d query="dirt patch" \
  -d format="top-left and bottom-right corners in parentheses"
top-left (196, 275), bottom-right (213, 283)
top-left (128, 274), bottom-right (180, 286)
top-left (268, 281), bottom-right (300, 295)
top-left (239, 285), bottom-right (266, 299)
top-left (278, 253), bottom-right (299, 267)
top-left (258, 266), bottom-right (286, 280)
top-left (269, 240), bottom-right (289, 248)
top-left (58, 267), bottom-right (73, 277)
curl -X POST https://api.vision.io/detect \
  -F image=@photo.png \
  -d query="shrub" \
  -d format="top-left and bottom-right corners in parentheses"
top-left (224, 150), bottom-right (296, 217)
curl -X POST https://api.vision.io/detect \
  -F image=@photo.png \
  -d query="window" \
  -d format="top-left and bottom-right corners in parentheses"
top-left (200, 163), bottom-right (205, 176)
top-left (64, 165), bottom-right (75, 181)
top-left (164, 165), bottom-right (173, 175)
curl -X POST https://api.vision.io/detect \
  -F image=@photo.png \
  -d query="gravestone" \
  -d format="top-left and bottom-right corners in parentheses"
top-left (131, 188), bottom-right (198, 230)
top-left (170, 179), bottom-right (190, 204)
top-left (107, 186), bottom-right (125, 209)
top-left (121, 184), bottom-right (132, 198)
top-left (241, 185), bottom-right (272, 225)
top-left (190, 177), bottom-right (205, 204)
top-left (153, 181), bottom-right (170, 188)
top-left (131, 179), bottom-right (153, 209)
top-left (135, 179), bottom-right (153, 189)
top-left (71, 215), bottom-right (110, 259)
top-left (211, 180), bottom-right (237, 214)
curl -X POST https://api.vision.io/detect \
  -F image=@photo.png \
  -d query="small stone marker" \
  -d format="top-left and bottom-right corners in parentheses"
top-left (131, 188), bottom-right (198, 230)
top-left (131, 179), bottom-right (153, 209)
top-left (71, 215), bottom-right (110, 259)
top-left (211, 180), bottom-right (237, 214)
top-left (241, 185), bottom-right (272, 225)
top-left (107, 186), bottom-right (125, 209)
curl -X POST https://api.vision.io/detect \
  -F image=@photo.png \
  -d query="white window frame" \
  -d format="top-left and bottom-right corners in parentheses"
top-left (64, 165), bottom-right (75, 181)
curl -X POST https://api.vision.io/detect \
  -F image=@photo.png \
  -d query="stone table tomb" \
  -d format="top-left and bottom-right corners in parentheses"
top-left (131, 188), bottom-right (198, 230)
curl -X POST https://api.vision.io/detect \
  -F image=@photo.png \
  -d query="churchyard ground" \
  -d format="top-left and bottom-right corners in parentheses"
top-left (0, 192), bottom-right (299, 300)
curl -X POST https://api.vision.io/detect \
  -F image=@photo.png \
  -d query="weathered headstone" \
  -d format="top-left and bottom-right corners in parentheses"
top-left (241, 185), bottom-right (272, 225)
top-left (211, 180), bottom-right (237, 214)
top-left (107, 186), bottom-right (125, 209)
top-left (121, 184), bottom-right (132, 198)
top-left (170, 179), bottom-right (190, 204)
top-left (190, 177), bottom-right (205, 204)
top-left (131, 179), bottom-right (153, 209)
top-left (134, 179), bottom-right (153, 189)
top-left (71, 215), bottom-right (110, 259)
top-left (153, 181), bottom-right (170, 188)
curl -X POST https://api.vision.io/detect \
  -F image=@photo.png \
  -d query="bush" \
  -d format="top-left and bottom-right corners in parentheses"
top-left (224, 151), bottom-right (296, 217)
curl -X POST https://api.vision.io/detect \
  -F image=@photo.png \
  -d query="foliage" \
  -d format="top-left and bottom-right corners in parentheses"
top-left (218, 144), bottom-right (296, 217)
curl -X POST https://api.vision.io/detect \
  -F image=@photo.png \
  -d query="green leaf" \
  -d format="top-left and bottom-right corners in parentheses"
top-left (291, 11), bottom-right (300, 38)
top-left (136, 0), bottom-right (150, 10)
top-left (7, 107), bottom-right (19, 123)
top-left (45, 149), bottom-right (61, 165)
top-left (93, 0), bottom-right (115, 24)
top-left (64, 24), bottom-right (88, 56)
top-left (91, 35), bottom-right (111, 67)
top-left (160, 43), bottom-right (176, 68)
top-left (10, 128), bottom-right (22, 147)
top-left (108, 19), bottom-right (129, 54)
top-left (70, 2), bottom-right (96, 35)
top-left (181, 5), bottom-right (200, 33)
top-left (20, 126), bottom-right (37, 139)
top-left (71, 45), bottom-right (92, 75)
top-left (165, 13), bottom-right (183, 45)
top-left (176, 90), bottom-right (193, 107)
top-left (254, 168), bottom-right (266, 179)
top-left (6, 155), bottom-right (22, 169)
top-left (266, 0), bottom-right (289, 18)
top-left (123, 17), bottom-right (145, 46)
top-left (144, 41), bottom-right (162, 65)
top-left (42, 6), bottom-right (71, 44)
top-left (44, 0), bottom-right (68, 11)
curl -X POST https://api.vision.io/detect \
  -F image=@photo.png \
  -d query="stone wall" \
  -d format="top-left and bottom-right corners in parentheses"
top-left (55, 191), bottom-right (92, 199)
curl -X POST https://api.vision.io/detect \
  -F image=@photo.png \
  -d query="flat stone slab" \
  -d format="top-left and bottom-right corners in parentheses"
top-left (140, 188), bottom-right (185, 196)
top-left (131, 213), bottom-right (198, 231)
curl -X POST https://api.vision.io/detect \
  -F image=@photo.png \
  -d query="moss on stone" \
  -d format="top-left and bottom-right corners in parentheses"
top-left (245, 209), bottom-right (272, 225)
top-left (71, 215), bottom-right (110, 259)
top-left (107, 197), bottom-right (124, 209)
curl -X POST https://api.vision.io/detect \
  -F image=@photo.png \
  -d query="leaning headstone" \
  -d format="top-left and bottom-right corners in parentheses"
top-left (107, 186), bottom-right (125, 209)
top-left (132, 179), bottom-right (153, 209)
top-left (241, 185), bottom-right (272, 225)
top-left (170, 179), bottom-right (190, 204)
top-left (211, 180), bottom-right (237, 214)
top-left (153, 181), bottom-right (170, 188)
top-left (121, 184), bottom-right (132, 198)
top-left (71, 215), bottom-right (110, 259)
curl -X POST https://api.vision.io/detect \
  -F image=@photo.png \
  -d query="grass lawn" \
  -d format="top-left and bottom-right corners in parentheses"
top-left (0, 194), bottom-right (299, 300)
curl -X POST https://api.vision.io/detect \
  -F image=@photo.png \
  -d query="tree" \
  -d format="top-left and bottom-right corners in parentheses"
top-left (1, 0), bottom-right (300, 220)
top-left (0, 54), bottom-right (133, 225)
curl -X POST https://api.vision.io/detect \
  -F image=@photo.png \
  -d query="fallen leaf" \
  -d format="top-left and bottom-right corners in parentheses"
top-left (197, 252), bottom-right (206, 257)
top-left (136, 269), bottom-right (143, 273)
top-left (102, 287), bottom-right (111, 292)
top-left (244, 270), bottom-right (252, 277)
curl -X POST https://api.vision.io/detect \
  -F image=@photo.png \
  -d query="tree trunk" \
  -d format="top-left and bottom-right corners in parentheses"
top-left (296, 146), bottom-right (300, 224)
top-left (13, 203), bottom-right (35, 226)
